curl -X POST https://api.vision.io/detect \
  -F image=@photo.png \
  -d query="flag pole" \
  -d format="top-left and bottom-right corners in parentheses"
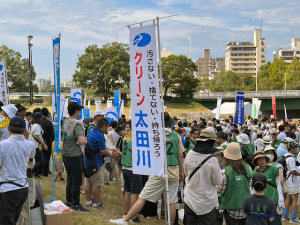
top-left (156, 16), bottom-right (171, 225)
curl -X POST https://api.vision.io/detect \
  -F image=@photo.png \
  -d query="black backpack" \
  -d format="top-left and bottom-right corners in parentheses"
top-left (278, 155), bottom-right (300, 180)
top-left (85, 123), bottom-right (96, 137)
top-left (84, 144), bottom-right (99, 160)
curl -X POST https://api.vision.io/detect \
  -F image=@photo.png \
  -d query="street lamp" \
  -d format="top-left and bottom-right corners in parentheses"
top-left (187, 36), bottom-right (192, 59)
top-left (27, 35), bottom-right (33, 105)
top-left (285, 73), bottom-right (287, 91)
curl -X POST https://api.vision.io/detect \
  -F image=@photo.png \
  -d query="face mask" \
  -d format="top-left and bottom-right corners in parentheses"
top-left (266, 154), bottom-right (274, 162)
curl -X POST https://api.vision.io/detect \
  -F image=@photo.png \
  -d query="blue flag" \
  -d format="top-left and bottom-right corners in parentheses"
top-left (234, 92), bottom-right (244, 125)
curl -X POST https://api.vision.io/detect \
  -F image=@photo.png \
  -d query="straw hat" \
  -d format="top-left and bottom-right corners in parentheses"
top-left (223, 143), bottom-right (242, 160)
top-left (262, 135), bottom-right (271, 144)
top-left (252, 151), bottom-right (270, 166)
top-left (236, 133), bottom-right (250, 144)
top-left (196, 128), bottom-right (217, 142)
top-left (270, 128), bottom-right (278, 135)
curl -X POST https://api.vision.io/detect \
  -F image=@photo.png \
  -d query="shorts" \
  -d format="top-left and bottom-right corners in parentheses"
top-left (122, 169), bottom-right (143, 194)
top-left (55, 158), bottom-right (64, 173)
top-left (84, 167), bottom-right (104, 187)
top-left (283, 180), bottom-right (299, 195)
top-left (139, 176), bottom-right (179, 204)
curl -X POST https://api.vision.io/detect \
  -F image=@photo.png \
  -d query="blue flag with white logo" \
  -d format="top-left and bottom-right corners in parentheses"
top-left (234, 91), bottom-right (244, 124)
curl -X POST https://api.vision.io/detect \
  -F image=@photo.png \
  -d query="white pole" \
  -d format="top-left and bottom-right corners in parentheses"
top-left (285, 73), bottom-right (287, 90)
top-left (187, 36), bottom-right (192, 59)
top-left (156, 16), bottom-right (171, 225)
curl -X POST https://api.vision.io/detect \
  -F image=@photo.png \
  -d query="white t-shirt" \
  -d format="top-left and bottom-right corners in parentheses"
top-left (29, 124), bottom-right (44, 148)
top-left (107, 131), bottom-right (120, 147)
top-left (0, 127), bottom-right (10, 141)
top-left (286, 153), bottom-right (299, 189)
top-left (0, 135), bottom-right (35, 192)
top-left (184, 150), bottom-right (223, 215)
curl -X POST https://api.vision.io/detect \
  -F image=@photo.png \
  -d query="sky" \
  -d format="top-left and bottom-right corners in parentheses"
top-left (0, 0), bottom-right (300, 82)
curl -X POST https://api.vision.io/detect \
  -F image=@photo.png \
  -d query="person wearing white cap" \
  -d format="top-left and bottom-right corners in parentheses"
top-left (236, 133), bottom-right (254, 166)
top-left (0, 104), bottom-right (18, 141)
top-left (86, 110), bottom-right (107, 136)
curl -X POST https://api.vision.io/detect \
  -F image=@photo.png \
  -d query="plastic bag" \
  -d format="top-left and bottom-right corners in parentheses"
top-left (44, 200), bottom-right (70, 215)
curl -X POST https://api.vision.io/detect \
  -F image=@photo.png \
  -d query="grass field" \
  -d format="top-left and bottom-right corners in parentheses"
top-left (40, 176), bottom-right (165, 225)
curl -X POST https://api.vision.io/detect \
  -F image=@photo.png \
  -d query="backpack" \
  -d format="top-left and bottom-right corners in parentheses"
top-left (85, 123), bottom-right (96, 137)
top-left (278, 155), bottom-right (300, 180)
top-left (84, 144), bottom-right (99, 160)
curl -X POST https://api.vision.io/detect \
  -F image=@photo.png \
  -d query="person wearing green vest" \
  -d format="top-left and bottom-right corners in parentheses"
top-left (120, 122), bottom-right (143, 223)
top-left (183, 128), bottom-right (199, 154)
top-left (216, 131), bottom-right (228, 149)
top-left (85, 110), bottom-right (106, 136)
top-left (270, 128), bottom-right (282, 150)
top-left (62, 102), bottom-right (89, 212)
top-left (110, 112), bottom-right (184, 225)
top-left (252, 151), bottom-right (284, 225)
top-left (218, 142), bottom-right (252, 225)
top-left (237, 133), bottom-right (254, 167)
top-left (229, 129), bottom-right (239, 143)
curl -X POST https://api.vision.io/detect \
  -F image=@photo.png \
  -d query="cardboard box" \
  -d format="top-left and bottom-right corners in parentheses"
top-left (45, 212), bottom-right (72, 225)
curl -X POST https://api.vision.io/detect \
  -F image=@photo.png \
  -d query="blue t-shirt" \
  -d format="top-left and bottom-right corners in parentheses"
top-left (84, 128), bottom-right (106, 168)
top-left (277, 145), bottom-right (288, 159)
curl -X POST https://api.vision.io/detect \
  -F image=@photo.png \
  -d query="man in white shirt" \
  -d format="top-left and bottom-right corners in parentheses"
top-left (183, 128), bottom-right (223, 224)
top-left (0, 116), bottom-right (35, 225)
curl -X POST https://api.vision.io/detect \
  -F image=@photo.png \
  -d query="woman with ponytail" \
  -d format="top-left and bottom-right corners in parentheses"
top-left (218, 142), bottom-right (252, 225)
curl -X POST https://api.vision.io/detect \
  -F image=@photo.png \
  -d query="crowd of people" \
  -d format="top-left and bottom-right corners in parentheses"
top-left (1, 100), bottom-right (300, 225)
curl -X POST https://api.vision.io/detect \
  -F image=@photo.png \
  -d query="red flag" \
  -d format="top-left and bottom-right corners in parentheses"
top-left (272, 96), bottom-right (276, 118)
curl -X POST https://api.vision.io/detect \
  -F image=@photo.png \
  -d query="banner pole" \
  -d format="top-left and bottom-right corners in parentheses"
top-left (156, 17), bottom-right (171, 225)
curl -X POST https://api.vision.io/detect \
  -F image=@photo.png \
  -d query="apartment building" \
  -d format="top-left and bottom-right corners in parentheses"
top-left (273, 38), bottom-right (300, 64)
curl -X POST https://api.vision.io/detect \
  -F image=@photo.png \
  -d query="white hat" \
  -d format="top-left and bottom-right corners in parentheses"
top-left (236, 133), bottom-right (250, 144)
top-left (93, 110), bottom-right (106, 117)
top-left (2, 104), bottom-right (17, 118)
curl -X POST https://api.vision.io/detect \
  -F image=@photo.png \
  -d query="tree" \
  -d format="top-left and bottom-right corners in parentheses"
top-left (285, 57), bottom-right (300, 89)
top-left (204, 71), bottom-right (255, 92)
top-left (161, 55), bottom-right (198, 98)
top-left (73, 43), bottom-right (129, 100)
top-left (268, 58), bottom-right (287, 90)
top-left (0, 45), bottom-right (38, 93)
top-left (257, 62), bottom-right (271, 90)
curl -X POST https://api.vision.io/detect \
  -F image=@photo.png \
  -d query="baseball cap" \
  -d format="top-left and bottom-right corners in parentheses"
top-left (17, 106), bottom-right (28, 113)
top-left (9, 116), bottom-right (26, 129)
top-left (93, 110), bottom-right (107, 117)
top-left (196, 128), bottom-right (217, 142)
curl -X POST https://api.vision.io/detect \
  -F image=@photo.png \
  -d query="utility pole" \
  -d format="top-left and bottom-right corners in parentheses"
top-left (27, 35), bottom-right (33, 105)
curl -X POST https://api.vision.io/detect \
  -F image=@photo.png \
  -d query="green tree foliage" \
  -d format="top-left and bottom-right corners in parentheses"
top-left (268, 58), bottom-right (287, 90)
top-left (285, 57), bottom-right (300, 89)
top-left (0, 45), bottom-right (38, 93)
top-left (202, 71), bottom-right (255, 92)
top-left (161, 55), bottom-right (198, 99)
top-left (40, 85), bottom-right (70, 93)
top-left (73, 43), bottom-right (129, 100)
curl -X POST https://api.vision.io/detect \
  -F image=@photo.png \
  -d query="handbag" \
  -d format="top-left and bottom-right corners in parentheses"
top-left (83, 164), bottom-right (99, 178)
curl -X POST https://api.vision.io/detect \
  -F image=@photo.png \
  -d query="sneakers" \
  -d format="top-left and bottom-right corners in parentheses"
top-left (64, 202), bottom-right (72, 207)
top-left (92, 203), bottom-right (104, 209)
top-left (71, 204), bottom-right (89, 213)
top-left (290, 218), bottom-right (300, 224)
top-left (282, 215), bottom-right (290, 221)
top-left (130, 217), bottom-right (141, 223)
top-left (85, 201), bottom-right (93, 207)
top-left (109, 218), bottom-right (128, 224)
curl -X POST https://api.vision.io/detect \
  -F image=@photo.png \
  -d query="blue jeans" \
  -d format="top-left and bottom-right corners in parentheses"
top-left (32, 148), bottom-right (45, 176)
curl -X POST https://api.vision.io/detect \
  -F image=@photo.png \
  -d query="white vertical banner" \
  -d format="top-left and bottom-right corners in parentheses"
top-left (63, 99), bottom-right (68, 118)
top-left (83, 93), bottom-right (87, 108)
top-left (88, 100), bottom-right (91, 109)
top-left (0, 60), bottom-right (9, 105)
top-left (216, 97), bottom-right (222, 120)
top-left (107, 100), bottom-right (113, 108)
top-left (252, 98), bottom-right (262, 119)
top-left (119, 99), bottom-right (124, 116)
top-left (284, 104), bottom-right (287, 121)
top-left (95, 101), bottom-right (101, 111)
top-left (71, 88), bottom-right (82, 120)
top-left (130, 24), bottom-right (164, 176)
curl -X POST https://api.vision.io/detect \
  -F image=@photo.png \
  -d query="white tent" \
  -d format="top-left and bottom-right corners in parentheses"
top-left (212, 102), bottom-right (252, 115)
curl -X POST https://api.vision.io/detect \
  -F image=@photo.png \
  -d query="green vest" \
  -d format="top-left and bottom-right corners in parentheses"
top-left (62, 119), bottom-right (77, 142)
top-left (271, 139), bottom-right (282, 149)
top-left (247, 143), bottom-right (255, 155)
top-left (220, 165), bottom-right (251, 210)
top-left (121, 140), bottom-right (132, 167)
top-left (166, 131), bottom-right (179, 166)
top-left (187, 140), bottom-right (195, 152)
top-left (229, 138), bottom-right (238, 143)
top-left (253, 165), bottom-right (278, 203)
